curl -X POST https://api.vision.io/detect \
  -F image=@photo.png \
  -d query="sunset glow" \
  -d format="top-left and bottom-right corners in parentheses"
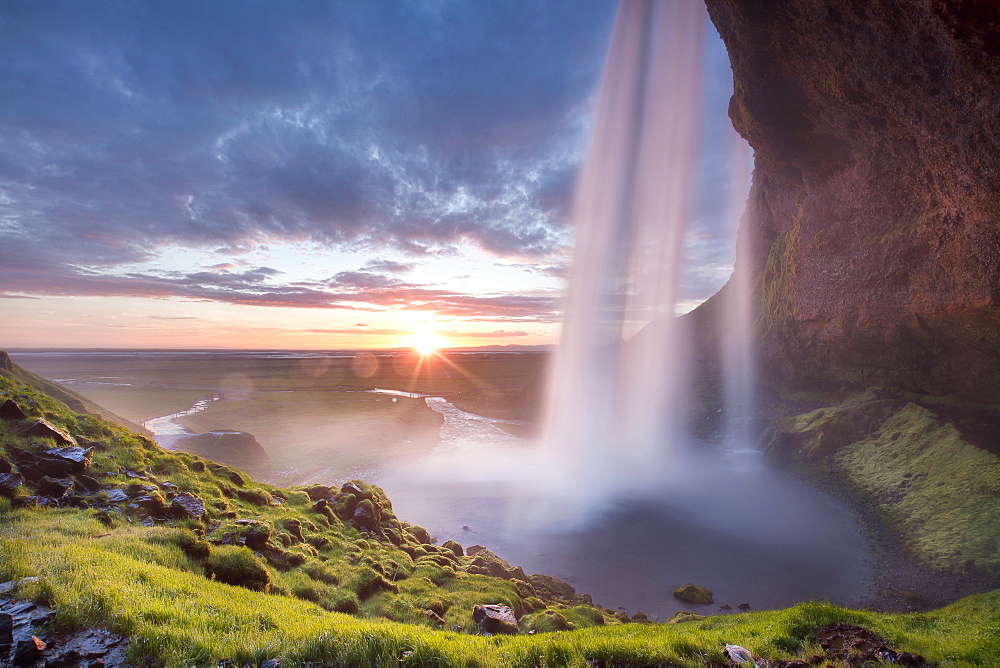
top-left (408, 331), bottom-right (447, 356)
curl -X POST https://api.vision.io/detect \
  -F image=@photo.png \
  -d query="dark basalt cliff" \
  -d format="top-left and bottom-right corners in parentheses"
top-left (703, 0), bottom-right (1000, 401)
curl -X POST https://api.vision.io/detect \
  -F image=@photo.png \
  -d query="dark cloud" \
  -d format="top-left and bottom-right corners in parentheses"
top-left (0, 0), bottom-right (616, 274)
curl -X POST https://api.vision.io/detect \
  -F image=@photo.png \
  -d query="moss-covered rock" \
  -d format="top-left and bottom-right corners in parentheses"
top-left (207, 546), bottom-right (271, 592)
top-left (673, 583), bottom-right (713, 605)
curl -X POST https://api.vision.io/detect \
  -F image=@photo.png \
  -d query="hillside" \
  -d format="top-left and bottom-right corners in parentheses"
top-left (1, 358), bottom-right (999, 665)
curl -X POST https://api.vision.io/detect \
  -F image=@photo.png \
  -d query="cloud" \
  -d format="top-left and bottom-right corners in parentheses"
top-left (0, 0), bottom-right (616, 276)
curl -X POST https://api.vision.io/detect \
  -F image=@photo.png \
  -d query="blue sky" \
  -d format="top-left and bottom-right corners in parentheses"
top-left (0, 0), bottom-right (746, 349)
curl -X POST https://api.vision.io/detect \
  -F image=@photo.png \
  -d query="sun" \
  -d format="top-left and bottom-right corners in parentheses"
top-left (408, 330), bottom-right (445, 356)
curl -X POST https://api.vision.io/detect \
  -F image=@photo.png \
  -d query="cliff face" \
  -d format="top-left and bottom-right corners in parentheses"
top-left (704, 0), bottom-right (1000, 401)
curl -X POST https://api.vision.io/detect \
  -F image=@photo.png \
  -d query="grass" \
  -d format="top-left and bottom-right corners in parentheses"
top-left (2, 365), bottom-right (1000, 665)
top-left (767, 390), bottom-right (1000, 576)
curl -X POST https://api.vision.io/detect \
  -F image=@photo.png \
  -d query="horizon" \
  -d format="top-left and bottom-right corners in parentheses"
top-left (0, 1), bottom-right (747, 350)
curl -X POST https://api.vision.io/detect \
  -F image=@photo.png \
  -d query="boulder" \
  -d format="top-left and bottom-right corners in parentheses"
top-left (0, 472), bottom-right (23, 498)
top-left (13, 636), bottom-right (46, 664)
top-left (466, 544), bottom-right (486, 556)
top-left (441, 539), bottom-right (464, 557)
top-left (35, 457), bottom-right (73, 478)
top-left (242, 523), bottom-right (272, 549)
top-left (74, 474), bottom-right (102, 492)
top-left (350, 502), bottom-right (378, 531)
top-left (673, 583), bottom-right (714, 605)
top-left (528, 573), bottom-right (576, 601)
top-left (170, 493), bottom-right (206, 520)
top-left (173, 431), bottom-right (270, 469)
top-left (105, 489), bottom-right (128, 503)
top-left (472, 604), bottom-right (518, 635)
top-left (42, 446), bottom-right (93, 472)
top-left (36, 476), bottom-right (74, 498)
top-left (0, 399), bottom-right (27, 421)
top-left (304, 485), bottom-right (332, 501)
top-left (20, 419), bottom-right (77, 446)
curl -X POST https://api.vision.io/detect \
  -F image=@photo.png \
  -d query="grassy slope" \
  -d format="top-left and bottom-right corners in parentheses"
top-left (1, 374), bottom-right (999, 665)
top-left (767, 390), bottom-right (1000, 576)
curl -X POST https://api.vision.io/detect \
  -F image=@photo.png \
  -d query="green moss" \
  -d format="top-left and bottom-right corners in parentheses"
top-left (207, 546), bottom-right (271, 592)
top-left (766, 392), bottom-right (1000, 575)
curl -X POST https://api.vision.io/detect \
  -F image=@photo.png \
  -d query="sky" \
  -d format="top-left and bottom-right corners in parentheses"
top-left (0, 0), bottom-right (747, 350)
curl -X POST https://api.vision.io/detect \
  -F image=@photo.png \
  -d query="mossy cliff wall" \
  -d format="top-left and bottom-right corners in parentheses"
top-left (703, 0), bottom-right (1000, 401)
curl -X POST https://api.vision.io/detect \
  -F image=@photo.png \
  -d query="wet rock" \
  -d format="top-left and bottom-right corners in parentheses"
top-left (42, 446), bottom-right (93, 472)
top-left (74, 474), bottom-right (103, 492)
top-left (36, 476), bottom-right (74, 498)
top-left (35, 457), bottom-right (73, 478)
top-left (105, 488), bottom-right (128, 503)
top-left (259, 660), bottom-right (282, 668)
top-left (441, 539), bottom-right (464, 557)
top-left (673, 583), bottom-right (714, 604)
top-left (719, 604), bottom-right (732, 610)
top-left (472, 604), bottom-right (518, 635)
top-left (0, 399), bottom-right (27, 421)
top-left (170, 492), bottom-right (206, 520)
top-left (0, 611), bottom-right (12, 649)
top-left (20, 419), bottom-right (77, 446)
top-left (13, 635), bottom-right (46, 664)
top-left (737, 602), bottom-right (751, 611)
top-left (0, 472), bottom-right (24, 498)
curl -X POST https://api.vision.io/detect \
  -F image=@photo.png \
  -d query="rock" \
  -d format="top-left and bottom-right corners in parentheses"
top-left (666, 611), bottom-right (706, 624)
top-left (37, 476), bottom-right (74, 498)
top-left (0, 458), bottom-right (10, 474)
top-left (702, 0), bottom-right (1000, 402)
top-left (0, 611), bottom-right (12, 649)
top-left (283, 519), bottom-right (304, 542)
top-left (673, 583), bottom-right (714, 605)
top-left (0, 472), bottom-right (24, 498)
top-left (424, 609), bottom-right (446, 626)
top-left (35, 457), bottom-right (73, 478)
top-left (466, 544), bottom-right (486, 556)
top-left (170, 493), bottom-right (206, 520)
top-left (441, 539), bottom-right (464, 557)
top-left (42, 446), bottom-right (93, 472)
top-left (737, 602), bottom-right (751, 611)
top-left (304, 485), bottom-right (332, 501)
top-left (13, 636), bottom-right (47, 664)
top-left (242, 523), bottom-right (271, 549)
top-left (173, 431), bottom-right (271, 469)
top-left (105, 489), bottom-right (128, 503)
top-left (259, 660), bottom-right (282, 668)
top-left (350, 503), bottom-right (378, 531)
top-left (132, 494), bottom-right (169, 516)
top-left (719, 603), bottom-right (732, 611)
top-left (0, 399), bottom-right (27, 421)
top-left (74, 474), bottom-right (103, 492)
top-left (340, 480), bottom-right (366, 498)
top-left (528, 573), bottom-right (576, 601)
top-left (20, 418), bottom-right (77, 446)
top-left (472, 604), bottom-right (518, 635)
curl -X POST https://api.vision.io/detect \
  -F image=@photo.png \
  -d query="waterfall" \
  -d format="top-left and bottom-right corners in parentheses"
top-left (537, 0), bottom-right (753, 513)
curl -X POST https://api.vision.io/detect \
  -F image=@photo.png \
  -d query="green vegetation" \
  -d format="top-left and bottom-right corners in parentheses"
top-left (767, 390), bottom-right (1000, 576)
top-left (2, 370), bottom-right (999, 665)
